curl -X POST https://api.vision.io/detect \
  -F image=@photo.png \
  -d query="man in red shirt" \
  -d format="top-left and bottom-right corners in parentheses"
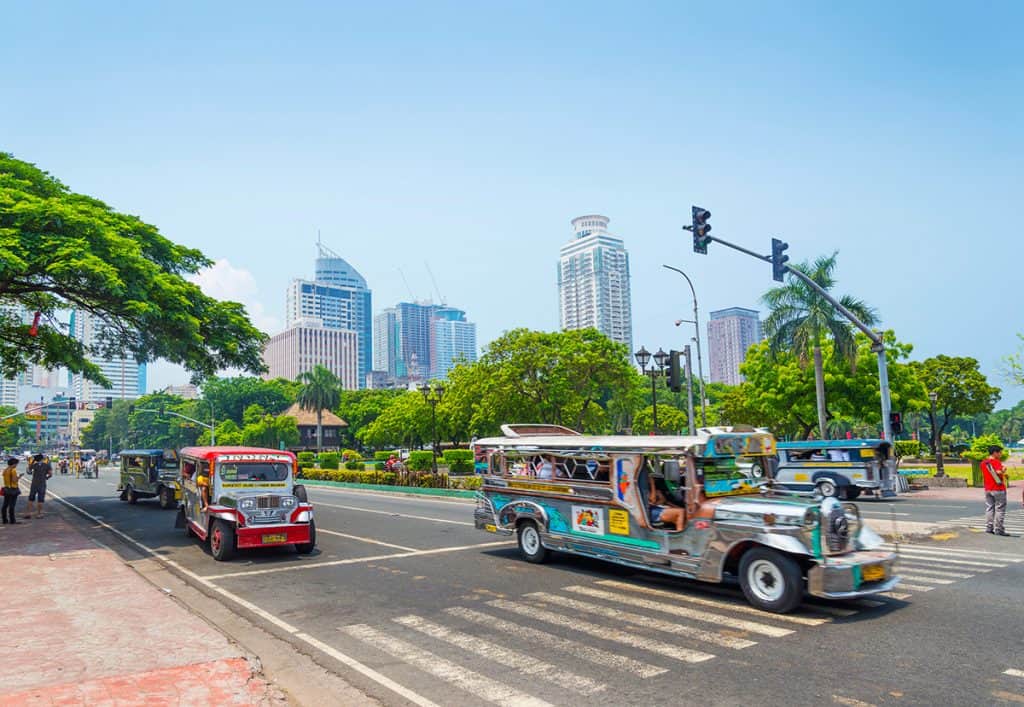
top-left (981, 445), bottom-right (1009, 536)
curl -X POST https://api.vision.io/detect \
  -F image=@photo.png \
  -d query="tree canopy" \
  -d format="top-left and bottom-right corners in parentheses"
top-left (0, 153), bottom-right (267, 384)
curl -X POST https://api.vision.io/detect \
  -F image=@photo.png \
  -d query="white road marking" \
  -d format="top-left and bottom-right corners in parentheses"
top-left (898, 574), bottom-right (955, 585)
top-left (47, 490), bottom-right (439, 707)
top-left (885, 544), bottom-right (1024, 561)
top-left (859, 511), bottom-right (911, 517)
top-left (488, 599), bottom-right (715, 663)
top-left (446, 607), bottom-right (667, 678)
top-left (879, 592), bottom-right (912, 600)
top-left (894, 565), bottom-right (975, 578)
top-left (894, 582), bottom-right (934, 592)
top-left (314, 501), bottom-right (473, 526)
top-left (316, 529), bottom-right (417, 551)
top-left (393, 615), bottom-right (605, 695)
top-left (832, 695), bottom-right (876, 707)
top-left (990, 690), bottom-right (1024, 704)
top-left (343, 624), bottom-right (551, 707)
top-left (563, 585), bottom-right (793, 637)
top-left (1006, 669), bottom-right (1024, 679)
top-left (596, 580), bottom-right (831, 626)
top-left (203, 541), bottom-right (512, 580)
top-left (893, 553), bottom-right (1008, 568)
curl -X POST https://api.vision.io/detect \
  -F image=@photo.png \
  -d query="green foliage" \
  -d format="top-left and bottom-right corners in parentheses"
top-left (297, 451), bottom-right (315, 463)
top-left (241, 414), bottom-right (299, 449)
top-left (318, 451), bottom-right (340, 470)
top-left (359, 391), bottom-right (431, 449)
top-left (0, 153), bottom-right (267, 383)
top-left (198, 418), bottom-right (242, 446)
top-left (202, 377), bottom-right (295, 425)
top-left (335, 390), bottom-right (405, 449)
top-left (1003, 333), bottom-right (1024, 388)
top-left (344, 457), bottom-right (364, 470)
top-left (442, 449), bottom-right (474, 474)
top-left (297, 365), bottom-right (342, 452)
top-left (912, 355), bottom-right (1001, 454)
top-left (373, 450), bottom-right (400, 461)
top-left (631, 404), bottom-right (690, 435)
top-left (0, 405), bottom-right (17, 448)
top-left (408, 450), bottom-right (434, 472)
top-left (894, 440), bottom-right (923, 459)
top-left (342, 449), bottom-right (361, 461)
top-left (963, 433), bottom-right (1008, 462)
top-left (451, 475), bottom-right (482, 490)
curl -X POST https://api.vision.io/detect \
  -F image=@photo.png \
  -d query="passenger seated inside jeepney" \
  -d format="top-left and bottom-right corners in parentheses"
top-left (534, 455), bottom-right (565, 479)
top-left (648, 473), bottom-right (685, 532)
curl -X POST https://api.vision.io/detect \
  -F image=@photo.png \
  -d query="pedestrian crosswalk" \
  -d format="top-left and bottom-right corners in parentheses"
top-left (941, 507), bottom-right (1024, 534)
top-left (993, 666), bottom-right (1024, 704)
top-left (338, 542), bottom-right (1022, 706)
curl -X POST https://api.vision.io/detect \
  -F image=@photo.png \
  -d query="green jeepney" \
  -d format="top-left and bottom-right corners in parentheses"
top-left (118, 449), bottom-right (181, 509)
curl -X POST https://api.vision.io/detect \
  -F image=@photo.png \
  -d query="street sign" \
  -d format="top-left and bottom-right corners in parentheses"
top-left (24, 413), bottom-right (46, 420)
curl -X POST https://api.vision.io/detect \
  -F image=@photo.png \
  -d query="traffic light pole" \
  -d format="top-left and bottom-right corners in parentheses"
top-left (683, 345), bottom-right (696, 434)
top-left (662, 265), bottom-right (707, 426)
top-left (699, 232), bottom-right (894, 442)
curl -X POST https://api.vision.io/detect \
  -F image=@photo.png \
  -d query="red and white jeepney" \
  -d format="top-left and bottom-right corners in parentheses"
top-left (177, 446), bottom-right (316, 561)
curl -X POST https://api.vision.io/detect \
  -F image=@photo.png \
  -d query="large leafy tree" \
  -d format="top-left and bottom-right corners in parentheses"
top-left (296, 365), bottom-right (342, 453)
top-left (359, 391), bottom-right (431, 449)
top-left (200, 376), bottom-right (296, 425)
top-left (0, 153), bottom-right (267, 384)
top-left (0, 405), bottom-right (18, 449)
top-left (335, 389), bottom-right (405, 449)
top-left (762, 253), bottom-right (878, 440)
top-left (911, 355), bottom-right (1000, 457)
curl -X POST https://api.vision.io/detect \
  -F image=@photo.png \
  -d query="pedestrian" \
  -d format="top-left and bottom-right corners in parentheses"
top-left (2, 457), bottom-right (21, 524)
top-left (981, 445), bottom-right (1009, 537)
top-left (25, 453), bottom-right (52, 519)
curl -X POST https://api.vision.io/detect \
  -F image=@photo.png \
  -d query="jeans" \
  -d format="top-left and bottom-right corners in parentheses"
top-left (985, 490), bottom-right (1007, 533)
top-left (2, 490), bottom-right (18, 523)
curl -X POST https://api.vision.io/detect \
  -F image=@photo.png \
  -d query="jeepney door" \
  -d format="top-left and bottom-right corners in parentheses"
top-left (179, 458), bottom-right (204, 523)
top-left (611, 454), bottom-right (656, 530)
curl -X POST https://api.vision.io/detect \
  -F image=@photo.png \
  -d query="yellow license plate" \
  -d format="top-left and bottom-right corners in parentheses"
top-left (862, 564), bottom-right (886, 582)
top-left (261, 533), bottom-right (287, 544)
top-left (484, 524), bottom-right (497, 533)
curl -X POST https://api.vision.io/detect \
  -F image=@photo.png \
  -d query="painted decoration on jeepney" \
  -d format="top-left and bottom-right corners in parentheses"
top-left (608, 508), bottom-right (630, 535)
top-left (571, 505), bottom-right (604, 535)
top-left (703, 469), bottom-right (758, 497)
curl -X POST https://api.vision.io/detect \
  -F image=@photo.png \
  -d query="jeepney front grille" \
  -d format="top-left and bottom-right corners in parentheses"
top-left (255, 496), bottom-right (282, 509)
top-left (825, 505), bottom-right (850, 553)
top-left (248, 509), bottom-right (286, 524)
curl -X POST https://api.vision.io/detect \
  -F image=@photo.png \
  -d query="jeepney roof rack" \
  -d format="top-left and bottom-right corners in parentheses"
top-left (499, 424), bottom-right (582, 438)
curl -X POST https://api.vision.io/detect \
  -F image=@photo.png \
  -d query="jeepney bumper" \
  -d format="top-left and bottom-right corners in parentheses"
top-left (236, 523), bottom-right (311, 549)
top-left (807, 550), bottom-right (900, 599)
top-left (474, 493), bottom-right (513, 536)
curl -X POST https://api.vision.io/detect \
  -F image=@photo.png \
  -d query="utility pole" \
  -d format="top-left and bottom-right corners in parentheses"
top-left (663, 265), bottom-right (707, 425)
top-left (683, 345), bottom-right (696, 434)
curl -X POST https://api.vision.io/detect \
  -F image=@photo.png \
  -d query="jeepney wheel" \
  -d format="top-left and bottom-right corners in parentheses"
top-left (295, 519), bottom-right (316, 555)
top-left (517, 521), bottom-right (548, 564)
top-left (159, 486), bottom-right (175, 510)
top-left (126, 486), bottom-right (139, 505)
top-left (739, 547), bottom-right (803, 614)
top-left (210, 520), bottom-right (236, 561)
top-left (815, 479), bottom-right (838, 498)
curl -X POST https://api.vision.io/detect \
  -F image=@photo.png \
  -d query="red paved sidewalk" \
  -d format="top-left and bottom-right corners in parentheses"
top-left (0, 507), bottom-right (286, 706)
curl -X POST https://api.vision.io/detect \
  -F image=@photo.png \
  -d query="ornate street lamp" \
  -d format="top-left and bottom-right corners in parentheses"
top-left (421, 383), bottom-right (445, 474)
top-left (634, 346), bottom-right (669, 433)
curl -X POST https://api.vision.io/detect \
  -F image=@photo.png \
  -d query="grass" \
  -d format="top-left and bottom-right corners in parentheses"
top-left (899, 461), bottom-right (1024, 486)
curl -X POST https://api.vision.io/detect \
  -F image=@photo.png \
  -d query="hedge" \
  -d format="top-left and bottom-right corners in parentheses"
top-left (443, 449), bottom-right (474, 475)
top-left (297, 467), bottom-right (482, 490)
top-left (319, 452), bottom-right (340, 470)
top-left (374, 450), bottom-right (400, 462)
top-left (297, 452), bottom-right (315, 463)
top-left (408, 450), bottom-right (434, 472)
top-left (894, 440), bottom-right (922, 459)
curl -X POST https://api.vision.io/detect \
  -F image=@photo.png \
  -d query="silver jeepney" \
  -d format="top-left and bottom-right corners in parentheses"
top-left (474, 424), bottom-right (900, 613)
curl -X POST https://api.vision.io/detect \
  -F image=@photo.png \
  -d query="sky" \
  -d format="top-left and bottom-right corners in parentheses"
top-left (3, 1), bottom-right (1022, 407)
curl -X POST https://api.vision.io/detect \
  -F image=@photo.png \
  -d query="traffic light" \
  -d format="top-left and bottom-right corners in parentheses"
top-left (665, 350), bottom-right (682, 393)
top-left (889, 412), bottom-right (903, 435)
top-left (104, 397), bottom-right (113, 409)
top-left (67, 397), bottom-right (76, 411)
top-left (771, 238), bottom-right (790, 282)
top-left (690, 206), bottom-right (712, 254)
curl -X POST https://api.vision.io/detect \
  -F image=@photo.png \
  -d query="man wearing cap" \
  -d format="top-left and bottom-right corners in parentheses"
top-left (981, 445), bottom-right (1009, 536)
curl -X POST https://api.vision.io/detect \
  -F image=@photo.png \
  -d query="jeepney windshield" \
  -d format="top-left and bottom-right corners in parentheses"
top-left (217, 462), bottom-right (290, 482)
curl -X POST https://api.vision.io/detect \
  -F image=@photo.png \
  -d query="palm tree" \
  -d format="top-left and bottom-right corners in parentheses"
top-left (762, 252), bottom-right (878, 440)
top-left (296, 365), bottom-right (342, 453)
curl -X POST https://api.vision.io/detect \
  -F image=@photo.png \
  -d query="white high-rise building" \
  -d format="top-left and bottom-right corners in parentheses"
top-left (262, 319), bottom-right (359, 390)
top-left (431, 307), bottom-right (477, 379)
top-left (68, 310), bottom-right (146, 402)
top-left (558, 215), bottom-right (632, 349)
top-left (707, 307), bottom-right (763, 386)
top-left (373, 308), bottom-right (400, 377)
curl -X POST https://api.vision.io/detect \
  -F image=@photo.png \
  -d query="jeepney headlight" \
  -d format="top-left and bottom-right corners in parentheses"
top-left (239, 497), bottom-right (256, 510)
top-left (282, 496), bottom-right (297, 508)
top-left (803, 508), bottom-right (818, 528)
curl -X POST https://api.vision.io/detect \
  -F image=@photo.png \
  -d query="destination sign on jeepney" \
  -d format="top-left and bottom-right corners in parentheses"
top-left (217, 454), bottom-right (293, 463)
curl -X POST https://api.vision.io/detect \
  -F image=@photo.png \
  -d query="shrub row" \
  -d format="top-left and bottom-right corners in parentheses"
top-left (443, 449), bottom-right (474, 475)
top-left (298, 467), bottom-right (482, 490)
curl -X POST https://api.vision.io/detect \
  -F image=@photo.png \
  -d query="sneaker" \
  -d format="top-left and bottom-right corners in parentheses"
top-left (985, 529), bottom-right (995, 534)
top-left (996, 531), bottom-right (1011, 537)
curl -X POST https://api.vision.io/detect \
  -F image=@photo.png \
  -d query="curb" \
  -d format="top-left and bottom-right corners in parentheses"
top-left (299, 478), bottom-right (477, 500)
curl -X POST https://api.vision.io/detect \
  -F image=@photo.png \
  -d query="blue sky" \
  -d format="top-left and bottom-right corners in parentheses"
top-left (3, 1), bottom-right (1021, 407)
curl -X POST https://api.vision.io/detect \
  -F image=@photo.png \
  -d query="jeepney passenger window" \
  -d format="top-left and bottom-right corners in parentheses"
top-left (181, 461), bottom-right (196, 479)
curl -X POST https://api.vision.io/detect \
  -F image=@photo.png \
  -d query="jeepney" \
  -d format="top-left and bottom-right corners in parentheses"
top-left (774, 439), bottom-right (898, 500)
top-left (474, 424), bottom-right (900, 613)
top-left (118, 449), bottom-right (181, 509)
top-left (177, 446), bottom-right (316, 561)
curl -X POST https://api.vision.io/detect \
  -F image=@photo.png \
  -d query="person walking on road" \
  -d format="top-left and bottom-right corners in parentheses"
top-left (25, 453), bottom-right (52, 519)
top-left (2, 457), bottom-right (22, 524)
top-left (981, 445), bottom-right (1009, 536)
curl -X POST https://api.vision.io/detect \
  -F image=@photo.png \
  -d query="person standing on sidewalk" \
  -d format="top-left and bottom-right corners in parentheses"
top-left (981, 445), bottom-right (1009, 536)
top-left (25, 453), bottom-right (52, 519)
top-left (2, 457), bottom-right (22, 524)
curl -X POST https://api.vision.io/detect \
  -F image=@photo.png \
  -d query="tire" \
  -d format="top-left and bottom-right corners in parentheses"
top-left (295, 519), bottom-right (316, 555)
top-left (210, 519), bottom-right (236, 561)
top-left (119, 488), bottom-right (128, 502)
top-left (517, 521), bottom-right (549, 564)
top-left (159, 486), bottom-right (175, 510)
top-left (293, 484), bottom-right (308, 503)
top-left (739, 547), bottom-right (804, 613)
top-left (126, 486), bottom-right (139, 505)
top-left (815, 479), bottom-right (838, 498)
top-left (843, 487), bottom-right (862, 501)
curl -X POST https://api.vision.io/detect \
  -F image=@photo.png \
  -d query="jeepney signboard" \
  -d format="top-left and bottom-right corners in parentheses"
top-left (217, 453), bottom-right (293, 463)
top-left (571, 505), bottom-right (604, 535)
top-left (608, 508), bottom-right (630, 535)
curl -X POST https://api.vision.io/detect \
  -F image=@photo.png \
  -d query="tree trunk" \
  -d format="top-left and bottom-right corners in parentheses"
top-left (316, 409), bottom-right (323, 453)
top-left (813, 346), bottom-right (827, 440)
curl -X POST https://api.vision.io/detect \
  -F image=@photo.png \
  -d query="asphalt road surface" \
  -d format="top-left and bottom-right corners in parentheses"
top-left (37, 470), bottom-right (1024, 707)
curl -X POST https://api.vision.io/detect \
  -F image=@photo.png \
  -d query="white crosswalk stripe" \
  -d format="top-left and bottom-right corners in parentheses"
top-left (884, 543), bottom-right (1024, 561)
top-left (894, 565), bottom-right (977, 578)
top-left (343, 623), bottom-right (551, 707)
top-left (1006, 669), bottom-right (1024, 679)
top-left (899, 574), bottom-right (955, 585)
top-left (897, 553), bottom-right (1008, 568)
top-left (393, 615), bottom-right (606, 695)
top-left (487, 598), bottom-right (716, 663)
top-left (893, 582), bottom-right (934, 592)
top-left (929, 508), bottom-right (1024, 535)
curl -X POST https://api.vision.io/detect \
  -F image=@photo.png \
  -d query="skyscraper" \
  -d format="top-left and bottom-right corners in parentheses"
top-left (707, 307), bottom-right (763, 386)
top-left (431, 307), bottom-right (477, 379)
top-left (68, 309), bottom-right (147, 402)
top-left (263, 318), bottom-right (359, 390)
top-left (558, 215), bottom-right (632, 349)
top-left (373, 308), bottom-right (400, 378)
top-left (370, 302), bottom-right (478, 384)
top-left (285, 242), bottom-right (372, 387)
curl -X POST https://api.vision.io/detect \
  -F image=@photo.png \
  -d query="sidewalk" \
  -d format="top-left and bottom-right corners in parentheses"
top-left (0, 503), bottom-right (286, 706)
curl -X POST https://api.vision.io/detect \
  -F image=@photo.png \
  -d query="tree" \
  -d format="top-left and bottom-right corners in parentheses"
top-left (335, 389), bottom-right (405, 449)
top-left (911, 355), bottom-right (1000, 458)
top-left (0, 153), bottom-right (267, 384)
top-left (359, 391), bottom-right (431, 449)
top-left (1004, 333), bottom-right (1024, 388)
top-left (296, 365), bottom-right (342, 453)
top-left (242, 413), bottom-right (299, 449)
top-left (631, 405), bottom-right (689, 435)
top-left (762, 252), bottom-right (878, 440)
top-left (201, 377), bottom-right (295, 426)
top-left (199, 419), bottom-right (242, 446)
top-left (0, 405), bottom-right (18, 449)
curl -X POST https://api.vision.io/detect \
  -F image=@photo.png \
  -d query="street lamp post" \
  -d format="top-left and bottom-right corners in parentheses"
top-left (634, 347), bottom-right (669, 433)
top-left (663, 265), bottom-right (707, 425)
top-left (421, 383), bottom-right (444, 474)
top-left (929, 391), bottom-right (945, 477)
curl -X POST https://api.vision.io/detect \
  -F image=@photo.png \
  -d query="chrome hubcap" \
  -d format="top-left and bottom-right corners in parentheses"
top-left (749, 559), bottom-right (785, 602)
top-left (521, 526), bottom-right (540, 554)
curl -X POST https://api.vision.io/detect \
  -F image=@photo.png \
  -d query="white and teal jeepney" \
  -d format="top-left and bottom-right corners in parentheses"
top-left (774, 439), bottom-right (898, 499)
top-left (474, 424), bottom-right (900, 613)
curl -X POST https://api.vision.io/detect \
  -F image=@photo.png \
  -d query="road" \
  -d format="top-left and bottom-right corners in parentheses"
top-left (39, 470), bottom-right (1024, 706)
